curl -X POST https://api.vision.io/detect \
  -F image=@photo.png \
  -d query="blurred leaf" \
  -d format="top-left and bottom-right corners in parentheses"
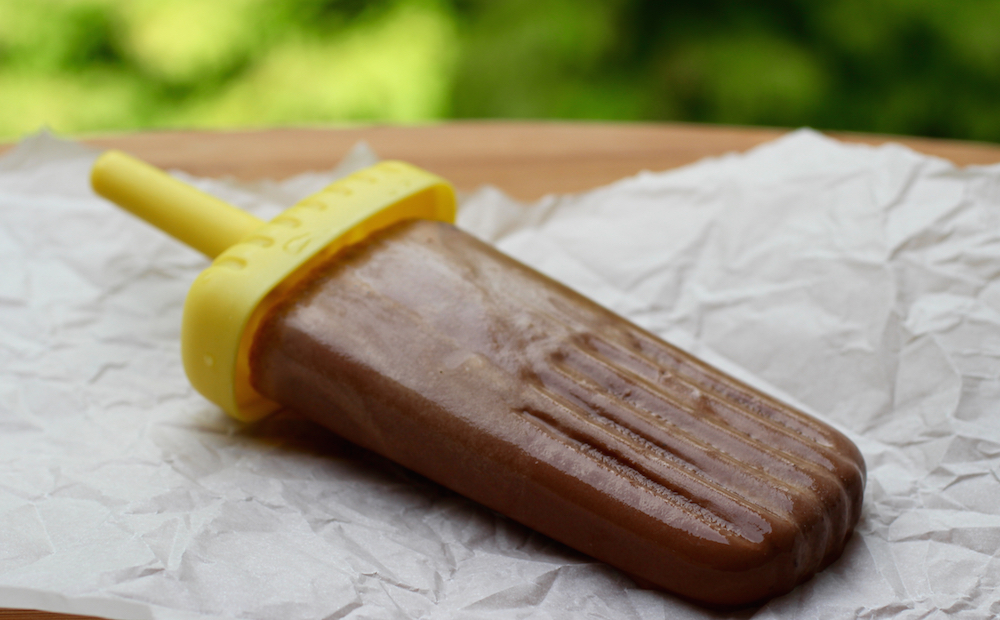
top-left (260, 0), bottom-right (396, 37)
top-left (0, 0), bottom-right (122, 72)
top-left (169, 1), bottom-right (458, 127)
top-left (930, 1), bottom-right (1000, 76)
top-left (118, 0), bottom-right (258, 84)
top-left (661, 34), bottom-right (829, 126)
top-left (451, 0), bottom-right (630, 118)
top-left (0, 69), bottom-right (146, 139)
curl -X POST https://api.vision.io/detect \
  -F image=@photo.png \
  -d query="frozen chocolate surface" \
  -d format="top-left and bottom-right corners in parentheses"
top-left (250, 219), bottom-right (866, 607)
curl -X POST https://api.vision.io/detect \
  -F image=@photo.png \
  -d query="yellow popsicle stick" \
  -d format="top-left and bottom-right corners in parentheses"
top-left (91, 150), bottom-right (263, 258)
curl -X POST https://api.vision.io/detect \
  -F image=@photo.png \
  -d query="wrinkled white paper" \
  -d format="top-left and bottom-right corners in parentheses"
top-left (1, 130), bottom-right (998, 619)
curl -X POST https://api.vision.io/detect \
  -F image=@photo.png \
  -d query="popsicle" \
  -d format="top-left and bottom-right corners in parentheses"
top-left (91, 151), bottom-right (866, 607)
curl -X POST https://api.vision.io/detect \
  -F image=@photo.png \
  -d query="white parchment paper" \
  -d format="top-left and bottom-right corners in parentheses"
top-left (1, 130), bottom-right (998, 619)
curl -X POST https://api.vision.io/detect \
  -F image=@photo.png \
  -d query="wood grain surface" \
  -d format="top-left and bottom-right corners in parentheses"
top-left (4, 121), bottom-right (999, 200)
top-left (0, 613), bottom-right (102, 620)
top-left (1, 121), bottom-right (998, 620)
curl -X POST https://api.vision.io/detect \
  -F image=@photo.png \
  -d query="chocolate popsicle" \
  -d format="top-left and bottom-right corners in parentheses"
top-left (252, 219), bottom-right (865, 607)
top-left (91, 152), bottom-right (865, 607)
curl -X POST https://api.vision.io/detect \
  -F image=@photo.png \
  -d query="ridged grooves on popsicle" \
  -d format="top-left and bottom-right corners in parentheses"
top-left (496, 301), bottom-right (838, 546)
top-left (537, 295), bottom-right (865, 556)
top-left (532, 374), bottom-right (815, 526)
top-left (578, 334), bottom-right (847, 461)
top-left (574, 341), bottom-right (848, 496)
top-left (555, 335), bottom-right (848, 490)
top-left (550, 297), bottom-right (849, 449)
top-left (519, 342), bottom-right (843, 561)
top-left (517, 399), bottom-right (789, 541)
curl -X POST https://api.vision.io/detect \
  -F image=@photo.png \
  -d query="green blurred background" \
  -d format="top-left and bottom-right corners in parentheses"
top-left (2, 0), bottom-right (999, 142)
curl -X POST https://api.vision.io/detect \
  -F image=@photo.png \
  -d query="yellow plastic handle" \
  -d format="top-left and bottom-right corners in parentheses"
top-left (91, 150), bottom-right (457, 422)
top-left (91, 150), bottom-right (263, 258)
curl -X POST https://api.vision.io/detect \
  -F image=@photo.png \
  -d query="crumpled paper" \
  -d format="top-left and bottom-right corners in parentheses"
top-left (1, 129), bottom-right (998, 619)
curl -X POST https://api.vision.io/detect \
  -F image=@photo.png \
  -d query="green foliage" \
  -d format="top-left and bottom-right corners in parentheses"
top-left (450, 0), bottom-right (1000, 142)
top-left (1, 0), bottom-right (999, 142)
top-left (0, 0), bottom-right (457, 138)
